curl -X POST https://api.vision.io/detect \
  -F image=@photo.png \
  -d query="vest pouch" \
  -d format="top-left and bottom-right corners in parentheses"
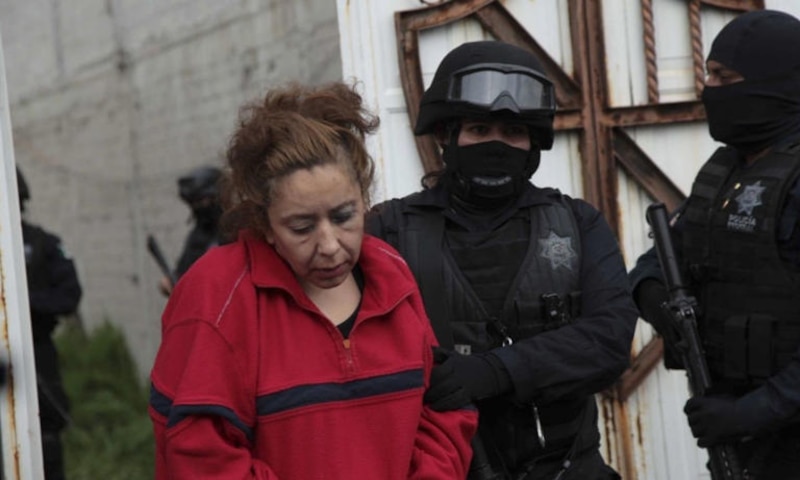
top-left (747, 314), bottom-right (776, 379)
top-left (722, 314), bottom-right (776, 381)
top-left (723, 315), bottom-right (749, 380)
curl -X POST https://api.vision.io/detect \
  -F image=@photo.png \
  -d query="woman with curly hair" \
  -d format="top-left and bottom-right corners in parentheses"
top-left (149, 82), bottom-right (477, 479)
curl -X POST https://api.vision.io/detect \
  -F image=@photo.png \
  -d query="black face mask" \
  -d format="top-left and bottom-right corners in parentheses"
top-left (702, 77), bottom-right (800, 154)
top-left (442, 140), bottom-right (539, 205)
top-left (703, 10), bottom-right (800, 154)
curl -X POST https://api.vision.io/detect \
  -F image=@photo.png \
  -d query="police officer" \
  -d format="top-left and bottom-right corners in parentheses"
top-left (630, 10), bottom-right (800, 479)
top-left (18, 167), bottom-right (82, 480)
top-left (366, 41), bottom-right (637, 480)
top-left (159, 166), bottom-right (223, 295)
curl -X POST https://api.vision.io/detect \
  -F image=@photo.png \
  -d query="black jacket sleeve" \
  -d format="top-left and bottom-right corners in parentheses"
top-left (23, 223), bottom-right (82, 317)
top-left (492, 199), bottom-right (638, 404)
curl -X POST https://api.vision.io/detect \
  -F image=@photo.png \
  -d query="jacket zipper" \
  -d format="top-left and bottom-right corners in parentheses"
top-left (342, 338), bottom-right (355, 372)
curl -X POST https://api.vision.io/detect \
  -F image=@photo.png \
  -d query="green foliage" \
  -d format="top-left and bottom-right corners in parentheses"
top-left (55, 322), bottom-right (154, 480)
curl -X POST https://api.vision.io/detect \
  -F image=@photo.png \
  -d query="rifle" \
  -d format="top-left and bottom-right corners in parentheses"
top-left (146, 234), bottom-right (177, 286)
top-left (470, 436), bottom-right (504, 480)
top-left (646, 203), bottom-right (746, 480)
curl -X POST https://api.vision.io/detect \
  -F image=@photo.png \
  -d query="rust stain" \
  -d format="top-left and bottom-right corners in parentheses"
top-left (0, 239), bottom-right (22, 479)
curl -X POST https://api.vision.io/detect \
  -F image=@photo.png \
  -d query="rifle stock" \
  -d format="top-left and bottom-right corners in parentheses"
top-left (646, 203), bottom-right (746, 480)
top-left (147, 234), bottom-right (177, 286)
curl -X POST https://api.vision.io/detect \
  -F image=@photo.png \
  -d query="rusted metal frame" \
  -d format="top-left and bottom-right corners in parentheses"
top-left (554, 109), bottom-right (583, 131)
top-left (395, 2), bottom-right (500, 174)
top-left (472, 3), bottom-right (582, 109)
top-left (606, 100), bottom-right (705, 127)
top-left (613, 128), bottom-right (687, 213)
top-left (570, 0), bottom-right (618, 232)
top-left (700, 0), bottom-right (764, 10)
top-left (615, 337), bottom-right (665, 402)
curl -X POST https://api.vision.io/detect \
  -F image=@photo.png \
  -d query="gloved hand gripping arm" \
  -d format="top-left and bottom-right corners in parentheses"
top-left (424, 347), bottom-right (513, 411)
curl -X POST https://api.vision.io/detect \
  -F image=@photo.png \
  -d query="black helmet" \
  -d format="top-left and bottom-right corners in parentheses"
top-left (414, 41), bottom-right (556, 149)
top-left (178, 166), bottom-right (222, 205)
top-left (16, 166), bottom-right (30, 204)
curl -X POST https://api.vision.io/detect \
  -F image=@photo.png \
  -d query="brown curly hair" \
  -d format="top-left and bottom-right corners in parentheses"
top-left (220, 82), bottom-right (379, 240)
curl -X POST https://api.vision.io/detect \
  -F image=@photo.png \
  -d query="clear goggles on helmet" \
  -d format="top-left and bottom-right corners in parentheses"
top-left (447, 63), bottom-right (556, 113)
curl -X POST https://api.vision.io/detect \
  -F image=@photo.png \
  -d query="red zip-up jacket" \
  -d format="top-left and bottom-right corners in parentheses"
top-left (149, 232), bottom-right (477, 479)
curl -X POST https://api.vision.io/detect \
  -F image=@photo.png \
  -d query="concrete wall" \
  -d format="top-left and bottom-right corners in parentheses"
top-left (0, 0), bottom-right (342, 377)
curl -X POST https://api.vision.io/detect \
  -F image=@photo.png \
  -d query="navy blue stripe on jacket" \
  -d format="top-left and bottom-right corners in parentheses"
top-left (257, 368), bottom-right (425, 417)
top-left (150, 383), bottom-right (254, 441)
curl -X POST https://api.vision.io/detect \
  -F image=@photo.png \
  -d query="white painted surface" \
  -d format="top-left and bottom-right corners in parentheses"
top-left (338, 1), bottom-right (800, 478)
top-left (0, 26), bottom-right (45, 480)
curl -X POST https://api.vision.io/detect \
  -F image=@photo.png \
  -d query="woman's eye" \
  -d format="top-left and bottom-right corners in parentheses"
top-left (331, 210), bottom-right (354, 224)
top-left (290, 224), bottom-right (314, 234)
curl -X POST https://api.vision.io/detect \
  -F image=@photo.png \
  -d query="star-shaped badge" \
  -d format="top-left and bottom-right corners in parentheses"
top-left (735, 180), bottom-right (766, 216)
top-left (538, 231), bottom-right (577, 271)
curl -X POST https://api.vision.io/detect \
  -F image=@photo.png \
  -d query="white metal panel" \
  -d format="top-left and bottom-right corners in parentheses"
top-left (338, 1), bottom-right (800, 479)
top-left (0, 26), bottom-right (45, 480)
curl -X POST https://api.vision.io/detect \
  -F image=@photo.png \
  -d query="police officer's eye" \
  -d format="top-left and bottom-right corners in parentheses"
top-left (466, 124), bottom-right (490, 135)
top-left (505, 125), bottom-right (528, 136)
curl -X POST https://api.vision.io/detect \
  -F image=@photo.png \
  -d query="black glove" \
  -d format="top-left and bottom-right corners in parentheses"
top-left (634, 279), bottom-right (684, 369)
top-left (423, 348), bottom-right (471, 412)
top-left (684, 395), bottom-right (753, 447)
top-left (425, 347), bottom-right (512, 408)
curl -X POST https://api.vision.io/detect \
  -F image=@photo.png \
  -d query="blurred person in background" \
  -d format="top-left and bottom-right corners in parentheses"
top-left (158, 165), bottom-right (223, 295)
top-left (17, 166), bottom-right (82, 480)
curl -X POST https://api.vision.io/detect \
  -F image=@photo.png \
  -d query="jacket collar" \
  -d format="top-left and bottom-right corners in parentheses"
top-left (242, 231), bottom-right (416, 317)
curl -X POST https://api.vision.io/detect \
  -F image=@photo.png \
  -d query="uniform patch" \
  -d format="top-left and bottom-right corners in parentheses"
top-left (727, 180), bottom-right (765, 232)
top-left (538, 231), bottom-right (577, 271)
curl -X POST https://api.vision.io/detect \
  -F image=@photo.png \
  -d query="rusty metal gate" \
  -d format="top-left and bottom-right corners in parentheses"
top-left (336, 0), bottom-right (800, 478)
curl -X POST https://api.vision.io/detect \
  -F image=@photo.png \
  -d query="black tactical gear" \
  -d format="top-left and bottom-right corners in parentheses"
top-left (22, 220), bottom-right (81, 480)
top-left (703, 10), bottom-right (800, 154)
top-left (174, 166), bottom-right (223, 279)
top-left (680, 143), bottom-right (800, 387)
top-left (178, 166), bottom-right (222, 205)
top-left (630, 9), bottom-right (800, 479)
top-left (367, 183), bottom-right (637, 479)
top-left (414, 41), bottom-right (556, 150)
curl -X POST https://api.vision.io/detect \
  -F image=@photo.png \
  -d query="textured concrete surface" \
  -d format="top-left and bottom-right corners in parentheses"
top-left (0, 0), bottom-right (342, 377)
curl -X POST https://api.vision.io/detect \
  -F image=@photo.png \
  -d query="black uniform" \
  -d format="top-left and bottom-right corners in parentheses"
top-left (372, 39), bottom-right (637, 480)
top-left (630, 142), bottom-right (800, 478)
top-left (173, 222), bottom-right (219, 280)
top-left (173, 166), bottom-right (223, 281)
top-left (368, 182), bottom-right (637, 479)
top-left (630, 10), bottom-right (800, 479)
top-left (22, 220), bottom-right (82, 480)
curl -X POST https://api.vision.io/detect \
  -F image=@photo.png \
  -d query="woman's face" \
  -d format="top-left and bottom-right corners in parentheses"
top-left (265, 163), bottom-right (365, 291)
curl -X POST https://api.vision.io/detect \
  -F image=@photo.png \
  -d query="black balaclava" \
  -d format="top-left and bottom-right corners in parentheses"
top-left (441, 121), bottom-right (541, 209)
top-left (702, 10), bottom-right (800, 154)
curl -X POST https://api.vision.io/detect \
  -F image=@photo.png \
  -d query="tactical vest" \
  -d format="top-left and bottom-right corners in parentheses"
top-left (682, 144), bottom-right (800, 387)
top-left (375, 192), bottom-right (594, 466)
